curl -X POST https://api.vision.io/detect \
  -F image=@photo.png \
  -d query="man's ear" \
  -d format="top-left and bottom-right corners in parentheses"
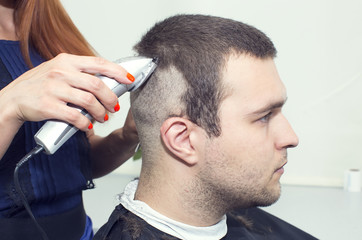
top-left (160, 117), bottom-right (199, 166)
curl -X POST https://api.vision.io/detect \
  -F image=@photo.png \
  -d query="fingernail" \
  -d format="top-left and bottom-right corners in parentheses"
top-left (114, 103), bottom-right (120, 112)
top-left (127, 73), bottom-right (135, 82)
top-left (88, 123), bottom-right (93, 130)
top-left (104, 114), bottom-right (109, 121)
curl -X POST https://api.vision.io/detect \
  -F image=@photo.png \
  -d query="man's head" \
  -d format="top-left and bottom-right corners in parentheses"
top-left (131, 14), bottom-right (298, 220)
top-left (132, 14), bottom-right (276, 137)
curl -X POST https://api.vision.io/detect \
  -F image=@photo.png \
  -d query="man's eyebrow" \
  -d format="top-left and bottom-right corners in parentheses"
top-left (250, 98), bottom-right (287, 115)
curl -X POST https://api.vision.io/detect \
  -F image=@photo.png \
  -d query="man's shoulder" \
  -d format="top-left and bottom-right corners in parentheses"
top-left (93, 204), bottom-right (318, 240)
top-left (93, 203), bottom-right (180, 240)
top-left (224, 207), bottom-right (318, 240)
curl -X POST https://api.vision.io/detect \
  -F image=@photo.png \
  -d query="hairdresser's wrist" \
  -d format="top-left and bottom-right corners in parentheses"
top-left (120, 109), bottom-right (139, 151)
top-left (121, 127), bottom-right (139, 146)
top-left (115, 127), bottom-right (139, 155)
top-left (0, 94), bottom-right (24, 159)
top-left (0, 90), bottom-right (24, 131)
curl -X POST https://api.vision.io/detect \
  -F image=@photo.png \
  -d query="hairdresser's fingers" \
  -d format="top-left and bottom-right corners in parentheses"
top-left (49, 102), bottom-right (94, 132)
top-left (13, 92), bottom-right (92, 132)
top-left (3, 53), bottom-right (131, 126)
top-left (55, 53), bottom-right (134, 84)
top-left (62, 70), bottom-right (119, 114)
top-left (11, 72), bottom-right (106, 127)
top-left (31, 56), bottom-right (118, 115)
top-left (60, 87), bottom-right (108, 124)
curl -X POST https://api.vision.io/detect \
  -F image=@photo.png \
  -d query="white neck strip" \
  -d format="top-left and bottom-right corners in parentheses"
top-left (119, 180), bottom-right (227, 240)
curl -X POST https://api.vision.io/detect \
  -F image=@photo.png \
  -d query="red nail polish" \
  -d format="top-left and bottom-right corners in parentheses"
top-left (114, 103), bottom-right (120, 112)
top-left (127, 73), bottom-right (135, 82)
top-left (104, 114), bottom-right (109, 121)
top-left (88, 123), bottom-right (93, 130)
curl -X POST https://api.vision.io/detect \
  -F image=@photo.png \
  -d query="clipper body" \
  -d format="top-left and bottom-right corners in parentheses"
top-left (34, 56), bottom-right (157, 154)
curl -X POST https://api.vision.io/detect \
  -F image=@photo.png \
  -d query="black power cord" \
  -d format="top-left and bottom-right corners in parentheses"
top-left (13, 145), bottom-right (49, 240)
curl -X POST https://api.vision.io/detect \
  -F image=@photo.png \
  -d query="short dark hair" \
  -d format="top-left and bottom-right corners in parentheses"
top-left (132, 14), bottom-right (276, 137)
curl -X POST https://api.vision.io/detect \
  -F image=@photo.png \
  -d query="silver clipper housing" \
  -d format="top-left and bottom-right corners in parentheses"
top-left (34, 56), bottom-right (157, 154)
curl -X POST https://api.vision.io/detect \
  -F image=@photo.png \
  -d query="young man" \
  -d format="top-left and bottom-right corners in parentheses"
top-left (94, 14), bottom-right (317, 240)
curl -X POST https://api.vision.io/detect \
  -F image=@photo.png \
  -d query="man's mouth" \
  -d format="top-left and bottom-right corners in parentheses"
top-left (275, 161), bottom-right (287, 174)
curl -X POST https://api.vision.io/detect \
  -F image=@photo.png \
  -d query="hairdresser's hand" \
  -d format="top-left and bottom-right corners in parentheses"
top-left (0, 53), bottom-right (134, 131)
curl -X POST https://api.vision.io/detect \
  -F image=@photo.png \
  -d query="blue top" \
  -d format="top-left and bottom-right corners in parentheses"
top-left (0, 40), bottom-right (94, 218)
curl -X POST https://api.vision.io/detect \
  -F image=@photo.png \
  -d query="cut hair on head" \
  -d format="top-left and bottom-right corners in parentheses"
top-left (131, 14), bottom-right (277, 157)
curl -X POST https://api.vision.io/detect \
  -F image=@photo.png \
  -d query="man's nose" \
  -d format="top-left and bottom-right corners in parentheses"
top-left (275, 114), bottom-right (299, 150)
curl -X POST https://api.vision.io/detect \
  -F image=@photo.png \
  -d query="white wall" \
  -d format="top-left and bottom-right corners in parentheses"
top-left (61, 0), bottom-right (362, 187)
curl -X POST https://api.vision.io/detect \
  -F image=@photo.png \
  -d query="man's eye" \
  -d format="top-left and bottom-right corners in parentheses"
top-left (259, 112), bottom-right (272, 123)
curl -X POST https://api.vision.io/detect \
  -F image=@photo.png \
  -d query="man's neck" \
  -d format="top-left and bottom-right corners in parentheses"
top-left (135, 171), bottom-right (226, 227)
top-left (122, 180), bottom-right (228, 240)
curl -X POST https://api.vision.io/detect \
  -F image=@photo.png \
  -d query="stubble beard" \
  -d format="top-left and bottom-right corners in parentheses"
top-left (198, 172), bottom-right (282, 213)
top-left (196, 146), bottom-right (283, 215)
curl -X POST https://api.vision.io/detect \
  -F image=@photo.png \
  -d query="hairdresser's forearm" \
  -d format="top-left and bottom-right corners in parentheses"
top-left (88, 128), bottom-right (139, 178)
top-left (0, 100), bottom-right (23, 160)
top-left (0, 86), bottom-right (23, 159)
top-left (0, 123), bottom-right (21, 160)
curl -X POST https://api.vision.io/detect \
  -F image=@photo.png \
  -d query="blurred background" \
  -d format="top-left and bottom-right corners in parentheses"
top-left (60, 1), bottom-right (362, 239)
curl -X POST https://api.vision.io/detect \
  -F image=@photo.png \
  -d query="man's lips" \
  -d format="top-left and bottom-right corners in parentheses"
top-left (275, 161), bottom-right (287, 173)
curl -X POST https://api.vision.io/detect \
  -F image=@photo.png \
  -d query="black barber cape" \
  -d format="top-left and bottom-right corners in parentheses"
top-left (93, 203), bottom-right (318, 240)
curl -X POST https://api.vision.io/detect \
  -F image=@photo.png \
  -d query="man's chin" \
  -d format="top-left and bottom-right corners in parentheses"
top-left (227, 183), bottom-right (282, 210)
top-left (253, 184), bottom-right (282, 207)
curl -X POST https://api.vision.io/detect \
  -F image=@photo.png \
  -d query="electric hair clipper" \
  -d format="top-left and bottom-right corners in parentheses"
top-left (34, 56), bottom-right (157, 154)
